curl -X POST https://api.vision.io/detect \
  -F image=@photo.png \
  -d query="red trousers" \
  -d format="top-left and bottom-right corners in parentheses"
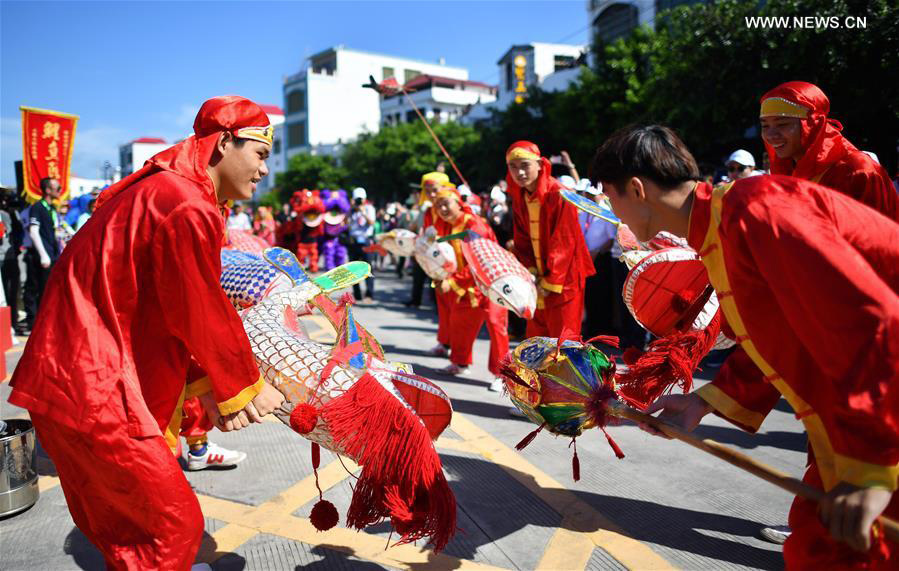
top-left (32, 396), bottom-right (203, 570)
top-left (436, 288), bottom-right (452, 347)
top-left (784, 463), bottom-right (899, 570)
top-left (526, 287), bottom-right (585, 339)
top-left (296, 242), bottom-right (319, 272)
top-left (180, 396), bottom-right (213, 446)
top-left (449, 298), bottom-right (510, 375)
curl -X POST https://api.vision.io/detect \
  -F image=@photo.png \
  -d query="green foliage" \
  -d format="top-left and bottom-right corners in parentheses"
top-left (274, 153), bottom-right (349, 204)
top-left (256, 190), bottom-right (281, 210)
top-left (340, 121), bottom-right (482, 202)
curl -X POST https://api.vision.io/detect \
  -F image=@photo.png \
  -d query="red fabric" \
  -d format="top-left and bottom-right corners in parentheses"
top-left (436, 288), bottom-right (452, 346)
top-left (96, 96), bottom-right (270, 211)
top-left (31, 395), bottom-right (203, 570)
top-left (525, 288), bottom-right (585, 338)
top-left (180, 396), bottom-right (212, 444)
top-left (761, 82), bottom-right (898, 220)
top-left (688, 176), bottom-right (899, 528)
top-left (10, 158), bottom-right (261, 435)
top-left (505, 141), bottom-right (594, 306)
top-left (296, 242), bottom-right (319, 272)
top-left (785, 464), bottom-right (899, 570)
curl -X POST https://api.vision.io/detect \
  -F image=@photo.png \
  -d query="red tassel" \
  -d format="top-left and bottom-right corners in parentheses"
top-left (340, 292), bottom-right (355, 306)
top-left (311, 442), bottom-right (321, 469)
top-left (571, 439), bottom-right (581, 481)
top-left (616, 310), bottom-right (722, 409)
top-left (601, 427), bottom-right (626, 459)
top-left (289, 403), bottom-right (318, 434)
top-left (320, 373), bottom-right (457, 551)
top-left (310, 499), bottom-right (339, 531)
top-left (515, 422), bottom-right (546, 451)
top-left (585, 335), bottom-right (620, 349)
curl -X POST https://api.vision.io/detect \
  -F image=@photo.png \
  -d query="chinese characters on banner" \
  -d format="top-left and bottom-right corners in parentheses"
top-left (20, 106), bottom-right (79, 203)
top-left (513, 55), bottom-right (528, 104)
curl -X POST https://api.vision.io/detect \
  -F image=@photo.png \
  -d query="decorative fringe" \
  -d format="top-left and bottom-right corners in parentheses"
top-left (498, 355), bottom-right (532, 390)
top-left (615, 310), bottom-right (722, 409)
top-left (585, 335), bottom-right (620, 349)
top-left (600, 427), bottom-right (626, 459)
top-left (585, 385), bottom-right (627, 459)
top-left (515, 422), bottom-right (546, 451)
top-left (570, 439), bottom-right (580, 481)
top-left (309, 442), bottom-right (339, 531)
top-left (320, 373), bottom-right (456, 551)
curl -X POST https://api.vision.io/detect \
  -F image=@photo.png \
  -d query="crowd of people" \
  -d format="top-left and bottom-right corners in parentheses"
top-left (5, 81), bottom-right (899, 571)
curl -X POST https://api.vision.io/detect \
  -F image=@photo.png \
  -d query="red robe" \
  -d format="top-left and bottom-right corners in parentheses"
top-left (443, 212), bottom-right (509, 374)
top-left (507, 166), bottom-right (594, 337)
top-left (423, 206), bottom-right (453, 347)
top-left (688, 176), bottom-right (899, 568)
top-left (761, 81), bottom-right (899, 221)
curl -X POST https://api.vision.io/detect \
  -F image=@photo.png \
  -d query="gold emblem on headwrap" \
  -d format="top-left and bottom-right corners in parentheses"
top-left (506, 146), bottom-right (540, 162)
top-left (759, 97), bottom-right (810, 119)
top-left (235, 125), bottom-right (274, 146)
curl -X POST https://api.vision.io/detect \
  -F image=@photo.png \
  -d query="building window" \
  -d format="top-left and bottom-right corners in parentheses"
top-left (287, 90), bottom-right (305, 114)
top-left (505, 61), bottom-right (514, 91)
top-left (272, 138), bottom-right (281, 155)
top-left (554, 55), bottom-right (577, 72)
top-left (311, 54), bottom-right (337, 75)
top-left (406, 110), bottom-right (417, 123)
top-left (382, 66), bottom-right (395, 80)
top-left (431, 108), bottom-right (441, 124)
top-left (594, 3), bottom-right (640, 44)
top-left (288, 121), bottom-right (306, 148)
top-left (404, 69), bottom-right (421, 83)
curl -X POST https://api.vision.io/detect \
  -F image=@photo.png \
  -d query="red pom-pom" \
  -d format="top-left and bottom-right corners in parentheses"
top-left (310, 499), bottom-right (339, 531)
top-left (289, 403), bottom-right (318, 434)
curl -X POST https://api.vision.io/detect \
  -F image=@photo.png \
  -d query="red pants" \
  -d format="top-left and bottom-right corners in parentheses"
top-left (296, 242), bottom-right (319, 272)
top-left (449, 299), bottom-right (510, 375)
top-left (436, 288), bottom-right (452, 347)
top-left (526, 288), bottom-right (585, 339)
top-left (32, 399), bottom-right (203, 570)
top-left (180, 396), bottom-right (213, 446)
top-left (784, 463), bottom-right (899, 570)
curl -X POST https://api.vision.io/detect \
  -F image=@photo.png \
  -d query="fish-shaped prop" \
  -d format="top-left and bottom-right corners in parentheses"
top-left (225, 228), bottom-right (270, 256)
top-left (414, 226), bottom-right (457, 281)
top-left (367, 228), bottom-right (417, 257)
top-left (222, 248), bottom-right (457, 550)
top-left (438, 231), bottom-right (536, 319)
top-left (500, 336), bottom-right (632, 480)
top-left (560, 189), bottom-right (619, 225)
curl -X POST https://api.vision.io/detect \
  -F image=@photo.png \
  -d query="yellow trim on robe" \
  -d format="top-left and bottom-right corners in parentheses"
top-left (185, 376), bottom-right (213, 400)
top-left (164, 384), bottom-right (188, 454)
top-left (700, 183), bottom-right (897, 491)
top-left (694, 384), bottom-right (767, 432)
top-left (538, 278), bottom-right (563, 294)
top-left (217, 375), bottom-right (266, 415)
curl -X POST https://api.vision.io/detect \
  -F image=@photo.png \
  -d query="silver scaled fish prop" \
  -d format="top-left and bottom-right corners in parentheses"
top-left (221, 246), bottom-right (457, 551)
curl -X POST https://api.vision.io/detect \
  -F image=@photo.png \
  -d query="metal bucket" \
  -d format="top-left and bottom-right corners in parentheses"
top-left (0, 419), bottom-right (39, 517)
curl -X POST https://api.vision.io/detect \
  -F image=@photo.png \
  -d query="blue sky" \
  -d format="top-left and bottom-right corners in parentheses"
top-left (0, 0), bottom-right (590, 186)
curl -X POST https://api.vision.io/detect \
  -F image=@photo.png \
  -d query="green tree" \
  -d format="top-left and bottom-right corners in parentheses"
top-left (275, 153), bottom-right (349, 204)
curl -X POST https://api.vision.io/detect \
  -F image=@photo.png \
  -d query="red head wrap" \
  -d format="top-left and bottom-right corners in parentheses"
top-left (434, 183), bottom-right (473, 216)
top-left (504, 140), bottom-right (555, 200)
top-left (759, 81), bottom-right (853, 180)
top-left (96, 95), bottom-right (271, 210)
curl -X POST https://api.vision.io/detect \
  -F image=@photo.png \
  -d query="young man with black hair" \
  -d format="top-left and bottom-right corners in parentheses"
top-left (590, 124), bottom-right (899, 569)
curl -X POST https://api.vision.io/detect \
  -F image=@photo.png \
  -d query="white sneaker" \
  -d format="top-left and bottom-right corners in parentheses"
top-left (438, 363), bottom-right (470, 376)
top-left (187, 442), bottom-right (247, 471)
top-left (428, 343), bottom-right (449, 357)
top-left (488, 377), bottom-right (505, 392)
top-left (759, 525), bottom-right (791, 544)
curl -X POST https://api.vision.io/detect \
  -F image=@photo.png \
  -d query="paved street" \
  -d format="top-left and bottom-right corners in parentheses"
top-left (0, 270), bottom-right (806, 570)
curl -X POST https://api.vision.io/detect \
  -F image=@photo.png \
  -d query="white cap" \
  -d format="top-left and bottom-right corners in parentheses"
top-left (490, 185), bottom-right (506, 203)
top-left (458, 184), bottom-right (471, 197)
top-left (726, 149), bottom-right (755, 168)
top-left (575, 178), bottom-right (600, 195)
top-left (863, 150), bottom-right (880, 164)
top-left (352, 187), bottom-right (367, 200)
top-left (558, 175), bottom-right (576, 189)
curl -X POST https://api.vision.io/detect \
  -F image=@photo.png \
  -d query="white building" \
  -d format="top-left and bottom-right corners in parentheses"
top-left (461, 42), bottom-right (585, 124)
top-left (589, 0), bottom-right (702, 44)
top-left (68, 175), bottom-right (106, 199)
top-left (255, 104), bottom-right (286, 198)
top-left (282, 46), bottom-right (468, 161)
top-left (118, 137), bottom-right (168, 177)
top-left (380, 75), bottom-right (496, 127)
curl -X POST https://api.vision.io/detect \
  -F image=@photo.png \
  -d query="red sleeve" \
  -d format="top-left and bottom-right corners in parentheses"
top-left (541, 192), bottom-right (592, 293)
top-left (733, 188), bottom-right (899, 487)
top-left (696, 346), bottom-right (781, 432)
top-left (151, 201), bottom-right (263, 414)
top-left (846, 167), bottom-right (899, 223)
top-left (510, 195), bottom-right (537, 271)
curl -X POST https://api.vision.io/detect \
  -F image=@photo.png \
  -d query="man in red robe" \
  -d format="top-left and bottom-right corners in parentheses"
top-left (590, 124), bottom-right (899, 569)
top-left (415, 171), bottom-right (453, 355)
top-left (505, 141), bottom-right (594, 338)
top-left (760, 80), bottom-right (898, 220)
top-left (8, 96), bottom-right (285, 570)
top-left (432, 185), bottom-right (509, 380)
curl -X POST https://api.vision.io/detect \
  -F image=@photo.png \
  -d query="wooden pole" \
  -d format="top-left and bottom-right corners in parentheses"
top-left (606, 400), bottom-right (899, 543)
